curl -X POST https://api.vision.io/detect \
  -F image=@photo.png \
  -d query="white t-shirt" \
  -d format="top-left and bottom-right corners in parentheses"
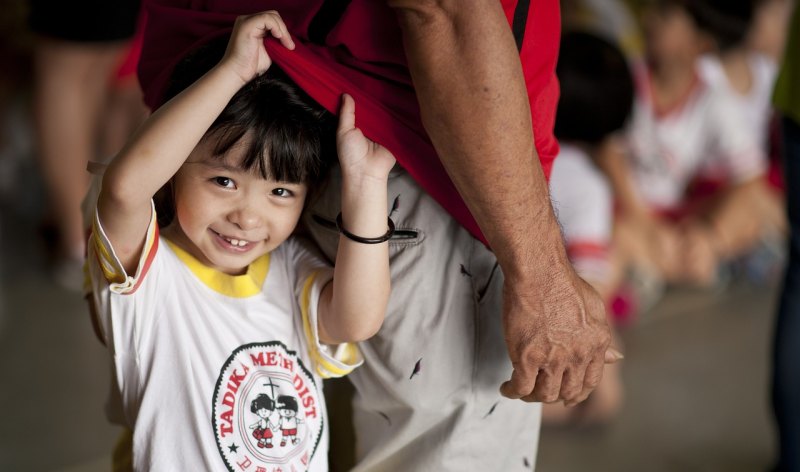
top-left (697, 52), bottom-right (777, 151)
top-left (625, 65), bottom-right (766, 210)
top-left (549, 143), bottom-right (613, 283)
top-left (87, 203), bottom-right (361, 471)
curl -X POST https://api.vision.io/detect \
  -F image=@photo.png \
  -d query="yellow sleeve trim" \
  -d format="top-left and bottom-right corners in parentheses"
top-left (90, 201), bottom-right (159, 292)
top-left (92, 212), bottom-right (126, 284)
top-left (300, 271), bottom-right (362, 379)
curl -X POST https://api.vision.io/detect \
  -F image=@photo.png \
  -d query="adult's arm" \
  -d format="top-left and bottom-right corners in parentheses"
top-left (388, 0), bottom-right (619, 405)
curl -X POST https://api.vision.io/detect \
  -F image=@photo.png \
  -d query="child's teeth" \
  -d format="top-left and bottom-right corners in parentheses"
top-left (226, 238), bottom-right (248, 247)
top-left (221, 234), bottom-right (248, 247)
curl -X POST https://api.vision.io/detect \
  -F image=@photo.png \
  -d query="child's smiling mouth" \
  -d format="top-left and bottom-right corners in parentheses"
top-left (210, 229), bottom-right (259, 252)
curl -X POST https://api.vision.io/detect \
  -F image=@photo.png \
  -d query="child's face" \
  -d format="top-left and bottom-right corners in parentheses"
top-left (280, 408), bottom-right (295, 418)
top-left (169, 135), bottom-right (308, 275)
top-left (643, 4), bottom-right (710, 64)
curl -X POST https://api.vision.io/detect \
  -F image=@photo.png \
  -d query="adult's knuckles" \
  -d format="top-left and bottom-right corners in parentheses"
top-left (520, 348), bottom-right (550, 367)
top-left (568, 347), bottom-right (592, 366)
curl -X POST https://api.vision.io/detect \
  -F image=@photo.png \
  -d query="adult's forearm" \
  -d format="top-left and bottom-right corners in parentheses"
top-left (389, 0), bottom-right (566, 279)
top-left (389, 2), bottom-right (617, 405)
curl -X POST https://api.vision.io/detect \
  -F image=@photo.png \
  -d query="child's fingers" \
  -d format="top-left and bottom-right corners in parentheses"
top-left (337, 94), bottom-right (356, 134)
top-left (271, 14), bottom-right (295, 50)
top-left (251, 11), bottom-right (295, 50)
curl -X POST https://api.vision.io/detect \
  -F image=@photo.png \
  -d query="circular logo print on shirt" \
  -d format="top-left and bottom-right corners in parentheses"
top-left (213, 341), bottom-right (323, 472)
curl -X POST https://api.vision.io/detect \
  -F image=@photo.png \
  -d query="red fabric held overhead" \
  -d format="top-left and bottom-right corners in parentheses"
top-left (137, 0), bottom-right (561, 246)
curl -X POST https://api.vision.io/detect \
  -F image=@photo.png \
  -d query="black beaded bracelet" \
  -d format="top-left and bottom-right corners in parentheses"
top-left (336, 212), bottom-right (395, 244)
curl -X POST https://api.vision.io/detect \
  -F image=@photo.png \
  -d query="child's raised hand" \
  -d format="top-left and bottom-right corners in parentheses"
top-left (337, 94), bottom-right (396, 182)
top-left (222, 11), bottom-right (295, 85)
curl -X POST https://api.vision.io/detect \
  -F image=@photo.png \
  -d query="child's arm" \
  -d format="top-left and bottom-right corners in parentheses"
top-left (97, 12), bottom-right (295, 274)
top-left (317, 95), bottom-right (395, 344)
top-left (594, 135), bottom-right (650, 222)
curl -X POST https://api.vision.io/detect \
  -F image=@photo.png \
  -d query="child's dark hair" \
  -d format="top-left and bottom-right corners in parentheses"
top-left (554, 31), bottom-right (634, 145)
top-left (277, 395), bottom-right (298, 412)
top-left (660, 0), bottom-right (754, 52)
top-left (156, 35), bottom-right (335, 226)
top-left (250, 393), bottom-right (275, 413)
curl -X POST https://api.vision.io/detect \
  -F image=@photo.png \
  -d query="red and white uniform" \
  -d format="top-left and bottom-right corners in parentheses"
top-left (698, 52), bottom-right (777, 151)
top-left (626, 65), bottom-right (766, 210)
top-left (549, 143), bottom-right (613, 283)
top-left (137, 0), bottom-right (561, 246)
top-left (280, 417), bottom-right (298, 436)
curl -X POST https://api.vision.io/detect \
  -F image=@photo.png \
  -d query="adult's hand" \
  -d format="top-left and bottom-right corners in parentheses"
top-left (389, 0), bottom-right (620, 405)
top-left (499, 257), bottom-right (619, 406)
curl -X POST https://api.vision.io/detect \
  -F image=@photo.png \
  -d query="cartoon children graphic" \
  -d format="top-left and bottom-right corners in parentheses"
top-left (277, 395), bottom-right (303, 447)
top-left (249, 394), bottom-right (277, 449)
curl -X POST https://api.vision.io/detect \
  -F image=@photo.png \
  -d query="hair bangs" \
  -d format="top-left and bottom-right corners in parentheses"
top-left (263, 119), bottom-right (323, 184)
top-left (202, 71), bottom-right (332, 186)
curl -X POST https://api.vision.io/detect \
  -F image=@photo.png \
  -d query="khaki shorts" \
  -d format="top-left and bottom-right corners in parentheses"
top-left (305, 166), bottom-right (542, 471)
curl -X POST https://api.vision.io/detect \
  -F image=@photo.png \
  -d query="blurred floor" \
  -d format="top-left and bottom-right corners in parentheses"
top-left (0, 107), bottom-right (780, 471)
top-left (0, 188), bottom-right (121, 468)
top-left (538, 283), bottom-right (778, 472)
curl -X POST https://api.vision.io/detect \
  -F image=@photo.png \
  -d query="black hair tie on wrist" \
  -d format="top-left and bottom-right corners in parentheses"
top-left (336, 212), bottom-right (395, 244)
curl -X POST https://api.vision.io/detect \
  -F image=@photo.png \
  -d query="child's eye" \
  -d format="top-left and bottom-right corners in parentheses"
top-left (272, 188), bottom-right (294, 198)
top-left (213, 177), bottom-right (235, 188)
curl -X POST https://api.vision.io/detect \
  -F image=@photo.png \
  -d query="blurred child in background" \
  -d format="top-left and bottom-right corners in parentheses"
top-left (695, 0), bottom-right (790, 281)
top-left (29, 0), bottom-right (146, 290)
top-left (599, 0), bottom-right (779, 297)
top-left (696, 0), bottom-right (786, 151)
top-left (546, 31), bottom-right (635, 425)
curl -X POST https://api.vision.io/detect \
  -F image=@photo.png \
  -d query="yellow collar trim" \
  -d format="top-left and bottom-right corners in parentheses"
top-left (164, 239), bottom-right (270, 298)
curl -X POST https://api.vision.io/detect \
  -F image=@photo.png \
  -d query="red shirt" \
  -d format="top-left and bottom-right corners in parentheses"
top-left (137, 0), bottom-right (560, 245)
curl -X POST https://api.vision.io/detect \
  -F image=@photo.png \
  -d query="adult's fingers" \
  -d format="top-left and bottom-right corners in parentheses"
top-left (500, 366), bottom-right (538, 400)
top-left (605, 347), bottom-right (624, 364)
top-left (570, 355), bottom-right (605, 406)
top-left (558, 364), bottom-right (587, 406)
top-left (523, 367), bottom-right (565, 404)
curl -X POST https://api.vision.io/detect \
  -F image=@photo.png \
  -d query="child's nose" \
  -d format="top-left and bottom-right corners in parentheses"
top-left (228, 202), bottom-right (264, 230)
